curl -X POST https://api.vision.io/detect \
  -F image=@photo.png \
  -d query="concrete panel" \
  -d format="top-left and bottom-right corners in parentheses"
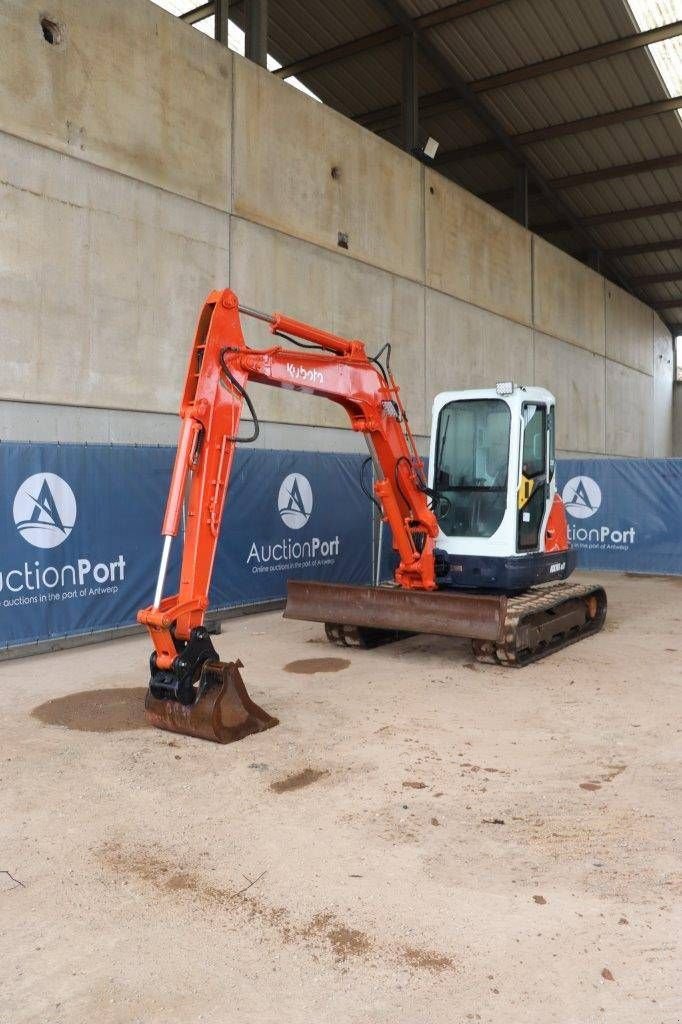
top-left (533, 239), bottom-right (605, 354)
top-left (425, 290), bottom-right (533, 415)
top-left (232, 57), bottom-right (424, 283)
top-left (229, 217), bottom-right (427, 434)
top-left (605, 360), bottom-right (653, 457)
top-left (425, 170), bottom-right (532, 326)
top-left (605, 284), bottom-right (653, 375)
top-left (0, 400), bottom-right (379, 452)
top-left (652, 316), bottom-right (674, 457)
top-left (0, 0), bottom-right (231, 209)
top-left (0, 134), bottom-right (229, 412)
top-left (533, 333), bottom-right (605, 454)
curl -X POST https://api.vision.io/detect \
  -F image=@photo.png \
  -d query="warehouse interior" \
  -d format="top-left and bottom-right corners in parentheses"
top-left (0, 1), bottom-right (680, 1022)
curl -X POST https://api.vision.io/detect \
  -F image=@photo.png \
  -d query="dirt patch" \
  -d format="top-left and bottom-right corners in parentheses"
top-left (402, 780), bottom-right (427, 789)
top-left (284, 657), bottom-right (350, 675)
top-left (305, 913), bottom-right (373, 959)
top-left (97, 841), bottom-right (452, 972)
top-left (580, 766), bottom-right (625, 791)
top-left (270, 768), bottom-right (329, 794)
top-left (165, 872), bottom-right (197, 892)
top-left (403, 946), bottom-right (454, 972)
top-left (99, 842), bottom-right (186, 883)
top-left (32, 687), bottom-right (148, 733)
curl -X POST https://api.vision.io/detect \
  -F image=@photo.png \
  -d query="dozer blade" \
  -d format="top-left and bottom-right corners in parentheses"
top-left (145, 659), bottom-right (279, 743)
top-left (285, 580), bottom-right (507, 642)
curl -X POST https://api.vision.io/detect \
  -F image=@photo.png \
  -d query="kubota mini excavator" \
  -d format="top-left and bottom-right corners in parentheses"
top-left (138, 289), bottom-right (606, 742)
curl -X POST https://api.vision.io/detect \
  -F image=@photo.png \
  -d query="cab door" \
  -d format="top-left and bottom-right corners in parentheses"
top-left (517, 402), bottom-right (548, 550)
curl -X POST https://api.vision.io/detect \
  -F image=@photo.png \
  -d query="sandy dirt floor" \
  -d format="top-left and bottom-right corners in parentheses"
top-left (0, 572), bottom-right (680, 1024)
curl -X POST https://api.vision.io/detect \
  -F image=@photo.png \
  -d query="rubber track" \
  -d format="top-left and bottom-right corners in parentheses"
top-left (472, 582), bottom-right (607, 667)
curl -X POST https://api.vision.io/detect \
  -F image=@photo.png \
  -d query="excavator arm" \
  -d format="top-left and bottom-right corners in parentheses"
top-left (137, 288), bottom-right (438, 741)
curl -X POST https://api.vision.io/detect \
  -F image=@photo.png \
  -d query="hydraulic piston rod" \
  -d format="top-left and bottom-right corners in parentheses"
top-left (153, 534), bottom-right (173, 610)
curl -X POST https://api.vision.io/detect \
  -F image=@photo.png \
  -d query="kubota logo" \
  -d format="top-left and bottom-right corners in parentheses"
top-left (287, 363), bottom-right (324, 387)
top-left (13, 473), bottom-right (77, 549)
top-left (278, 473), bottom-right (313, 530)
top-left (562, 475), bottom-right (602, 520)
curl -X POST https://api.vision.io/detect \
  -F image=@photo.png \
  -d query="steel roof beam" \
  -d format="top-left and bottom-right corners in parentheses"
top-left (369, 0), bottom-right (647, 309)
top-left (272, 0), bottom-right (506, 80)
top-left (180, 2), bottom-right (215, 24)
top-left (438, 95), bottom-right (682, 165)
top-left (481, 156), bottom-right (682, 206)
top-left (181, 1), bottom-right (244, 23)
top-left (550, 152), bottom-right (682, 189)
top-left (538, 199), bottom-right (682, 234)
top-left (584, 199), bottom-right (682, 226)
top-left (357, 21), bottom-right (682, 131)
top-left (604, 238), bottom-right (682, 256)
top-left (630, 270), bottom-right (682, 285)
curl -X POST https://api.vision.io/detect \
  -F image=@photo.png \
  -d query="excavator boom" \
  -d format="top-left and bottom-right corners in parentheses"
top-left (137, 288), bottom-right (439, 740)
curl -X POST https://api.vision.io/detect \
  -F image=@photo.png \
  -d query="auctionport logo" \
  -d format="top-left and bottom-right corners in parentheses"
top-left (13, 474), bottom-right (77, 549)
top-left (562, 476), bottom-right (602, 520)
top-left (561, 473), bottom-right (636, 550)
top-left (247, 471), bottom-right (339, 571)
top-left (2, 471), bottom-right (127, 608)
top-left (278, 473), bottom-right (313, 530)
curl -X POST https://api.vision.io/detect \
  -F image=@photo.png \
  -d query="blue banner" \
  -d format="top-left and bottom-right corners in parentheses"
top-left (1, 445), bottom-right (680, 650)
top-left (0, 444), bottom-right (372, 649)
top-left (212, 449), bottom-right (372, 606)
top-left (557, 459), bottom-right (682, 575)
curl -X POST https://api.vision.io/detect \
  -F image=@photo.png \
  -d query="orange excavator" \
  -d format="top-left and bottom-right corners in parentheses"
top-left (138, 288), bottom-right (605, 743)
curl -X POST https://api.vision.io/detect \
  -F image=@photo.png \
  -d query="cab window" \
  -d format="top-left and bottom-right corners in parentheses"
top-left (521, 404), bottom-right (546, 478)
top-left (433, 398), bottom-right (511, 538)
top-left (548, 405), bottom-right (556, 480)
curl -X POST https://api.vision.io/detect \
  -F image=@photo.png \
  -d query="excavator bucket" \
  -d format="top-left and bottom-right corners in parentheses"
top-left (144, 659), bottom-right (279, 743)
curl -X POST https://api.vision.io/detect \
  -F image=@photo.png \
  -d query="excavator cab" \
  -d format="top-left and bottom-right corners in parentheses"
top-left (429, 384), bottom-right (575, 592)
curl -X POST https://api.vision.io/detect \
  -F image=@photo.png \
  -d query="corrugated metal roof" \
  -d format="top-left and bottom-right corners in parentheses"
top-left (222, 0), bottom-right (682, 321)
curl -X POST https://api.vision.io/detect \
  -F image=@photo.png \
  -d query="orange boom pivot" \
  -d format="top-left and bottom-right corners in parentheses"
top-left (137, 289), bottom-right (438, 742)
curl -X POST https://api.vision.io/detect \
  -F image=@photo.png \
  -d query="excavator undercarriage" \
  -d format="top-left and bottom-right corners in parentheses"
top-left (285, 579), bottom-right (606, 667)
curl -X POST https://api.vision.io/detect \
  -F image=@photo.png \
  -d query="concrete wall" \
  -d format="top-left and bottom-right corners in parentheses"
top-left (0, 0), bottom-right (674, 457)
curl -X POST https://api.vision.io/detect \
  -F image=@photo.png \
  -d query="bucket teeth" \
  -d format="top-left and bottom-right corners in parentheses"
top-left (144, 659), bottom-right (278, 743)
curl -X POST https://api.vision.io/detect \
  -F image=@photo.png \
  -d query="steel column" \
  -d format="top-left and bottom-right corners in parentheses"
top-left (214, 0), bottom-right (229, 44)
top-left (587, 250), bottom-right (601, 274)
top-left (512, 165), bottom-right (529, 226)
top-left (245, 0), bottom-right (267, 67)
top-left (401, 32), bottom-right (419, 153)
